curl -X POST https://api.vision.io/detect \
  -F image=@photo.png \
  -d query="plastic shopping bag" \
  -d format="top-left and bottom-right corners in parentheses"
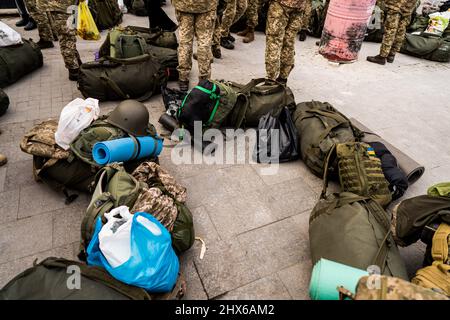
top-left (87, 211), bottom-right (179, 292)
top-left (424, 11), bottom-right (450, 37)
top-left (55, 98), bottom-right (100, 150)
top-left (77, 1), bottom-right (101, 40)
top-left (0, 21), bottom-right (22, 47)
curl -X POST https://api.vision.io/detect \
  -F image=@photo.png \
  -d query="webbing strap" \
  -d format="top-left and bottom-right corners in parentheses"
top-left (432, 223), bottom-right (450, 263)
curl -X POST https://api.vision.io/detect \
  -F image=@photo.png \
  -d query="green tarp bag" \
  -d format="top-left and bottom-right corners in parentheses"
top-left (128, 26), bottom-right (178, 49)
top-left (0, 39), bottom-right (43, 88)
top-left (172, 203), bottom-right (195, 254)
top-left (77, 54), bottom-right (166, 102)
top-left (293, 101), bottom-right (361, 178)
top-left (309, 179), bottom-right (408, 279)
top-left (0, 257), bottom-right (186, 300)
top-left (88, 0), bottom-right (123, 31)
top-left (226, 78), bottom-right (296, 128)
top-left (400, 34), bottom-right (450, 63)
top-left (0, 88), bottom-right (9, 116)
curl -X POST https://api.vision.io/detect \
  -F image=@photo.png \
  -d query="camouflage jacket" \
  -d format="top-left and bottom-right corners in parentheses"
top-left (384, 0), bottom-right (417, 15)
top-left (172, 0), bottom-right (218, 14)
top-left (277, 0), bottom-right (308, 9)
top-left (37, 0), bottom-right (77, 13)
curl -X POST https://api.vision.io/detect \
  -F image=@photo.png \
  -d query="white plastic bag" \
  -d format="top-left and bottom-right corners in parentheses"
top-left (98, 206), bottom-right (133, 268)
top-left (424, 11), bottom-right (450, 36)
top-left (117, 0), bottom-right (128, 13)
top-left (55, 98), bottom-right (100, 150)
top-left (0, 21), bottom-right (22, 47)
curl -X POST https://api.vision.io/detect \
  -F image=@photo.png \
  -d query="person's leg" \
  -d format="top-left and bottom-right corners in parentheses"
top-left (379, 10), bottom-right (401, 58)
top-left (195, 10), bottom-right (217, 80)
top-left (50, 12), bottom-right (81, 79)
top-left (15, 0), bottom-right (30, 26)
top-left (279, 8), bottom-right (303, 80)
top-left (212, 16), bottom-right (223, 58)
top-left (389, 14), bottom-right (412, 57)
top-left (234, 0), bottom-right (248, 24)
top-left (176, 11), bottom-right (195, 88)
top-left (22, 0), bottom-right (37, 30)
top-left (145, 0), bottom-right (177, 31)
top-left (220, 0), bottom-right (237, 38)
top-left (26, 0), bottom-right (53, 44)
top-left (265, 1), bottom-right (289, 80)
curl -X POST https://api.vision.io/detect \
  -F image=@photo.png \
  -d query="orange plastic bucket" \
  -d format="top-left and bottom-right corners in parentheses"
top-left (319, 0), bottom-right (376, 63)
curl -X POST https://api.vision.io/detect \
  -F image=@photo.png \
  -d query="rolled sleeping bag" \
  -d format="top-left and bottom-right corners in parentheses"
top-left (309, 258), bottom-right (369, 300)
top-left (350, 118), bottom-right (425, 185)
top-left (93, 136), bottom-right (163, 165)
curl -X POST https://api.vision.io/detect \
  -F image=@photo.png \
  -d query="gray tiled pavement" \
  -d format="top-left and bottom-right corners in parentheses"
top-left (0, 5), bottom-right (449, 299)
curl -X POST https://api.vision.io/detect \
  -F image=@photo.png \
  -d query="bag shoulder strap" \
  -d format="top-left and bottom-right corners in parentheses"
top-left (432, 223), bottom-right (450, 263)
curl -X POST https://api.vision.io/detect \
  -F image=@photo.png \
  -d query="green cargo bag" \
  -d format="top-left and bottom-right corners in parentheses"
top-left (100, 27), bottom-right (147, 59)
top-left (81, 164), bottom-right (144, 252)
top-left (128, 26), bottom-right (178, 49)
top-left (0, 39), bottom-right (43, 88)
top-left (400, 34), bottom-right (450, 63)
top-left (172, 203), bottom-right (195, 254)
top-left (77, 54), bottom-right (166, 102)
top-left (328, 142), bottom-right (392, 208)
top-left (88, 0), bottom-right (123, 31)
top-left (146, 45), bottom-right (179, 81)
top-left (128, 0), bottom-right (148, 16)
top-left (293, 101), bottom-right (361, 178)
top-left (0, 88), bottom-right (9, 116)
top-left (309, 176), bottom-right (408, 279)
top-left (226, 78), bottom-right (296, 128)
top-left (0, 257), bottom-right (187, 300)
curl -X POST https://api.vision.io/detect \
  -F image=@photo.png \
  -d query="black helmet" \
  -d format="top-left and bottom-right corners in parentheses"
top-left (107, 100), bottom-right (150, 136)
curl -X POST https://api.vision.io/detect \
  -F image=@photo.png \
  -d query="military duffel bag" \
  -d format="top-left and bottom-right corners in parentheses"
top-left (127, 0), bottom-right (148, 16)
top-left (128, 25), bottom-right (178, 49)
top-left (338, 275), bottom-right (448, 300)
top-left (400, 34), bottom-right (450, 63)
top-left (0, 88), bottom-right (9, 117)
top-left (88, 0), bottom-right (123, 31)
top-left (309, 178), bottom-right (408, 279)
top-left (0, 257), bottom-right (186, 300)
top-left (0, 39), bottom-right (43, 88)
top-left (77, 54), bottom-right (166, 102)
top-left (293, 101), bottom-right (361, 178)
top-left (225, 78), bottom-right (296, 128)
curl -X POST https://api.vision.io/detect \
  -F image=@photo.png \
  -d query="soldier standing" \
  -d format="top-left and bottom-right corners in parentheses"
top-left (236, 0), bottom-right (264, 44)
top-left (265, 0), bottom-right (308, 84)
top-left (219, 0), bottom-right (248, 49)
top-left (367, 0), bottom-right (417, 65)
top-left (36, 0), bottom-right (81, 81)
top-left (26, 0), bottom-right (55, 49)
top-left (172, 0), bottom-right (218, 91)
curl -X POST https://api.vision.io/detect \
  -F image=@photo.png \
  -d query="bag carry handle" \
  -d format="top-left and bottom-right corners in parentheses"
top-left (431, 223), bottom-right (450, 263)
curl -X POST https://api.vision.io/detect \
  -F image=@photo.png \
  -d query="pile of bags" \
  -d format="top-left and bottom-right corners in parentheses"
top-left (77, 26), bottom-right (179, 101)
top-left (2, 98), bottom-right (195, 300)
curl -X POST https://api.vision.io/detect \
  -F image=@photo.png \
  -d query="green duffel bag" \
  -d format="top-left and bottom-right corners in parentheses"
top-left (309, 180), bottom-right (408, 279)
top-left (408, 16), bottom-right (429, 33)
top-left (293, 101), bottom-right (361, 178)
top-left (0, 257), bottom-right (186, 300)
top-left (128, 26), bottom-right (178, 49)
top-left (128, 0), bottom-right (148, 16)
top-left (77, 54), bottom-right (166, 102)
top-left (0, 39), bottom-right (43, 88)
top-left (0, 88), bottom-right (9, 117)
top-left (226, 78), bottom-right (296, 128)
top-left (146, 45), bottom-right (179, 81)
top-left (400, 34), bottom-right (450, 63)
top-left (88, 0), bottom-right (123, 31)
top-left (172, 203), bottom-right (195, 254)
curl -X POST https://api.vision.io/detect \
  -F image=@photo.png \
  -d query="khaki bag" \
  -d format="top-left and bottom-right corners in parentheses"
top-left (338, 275), bottom-right (448, 300)
top-left (328, 142), bottom-right (392, 207)
top-left (293, 101), bottom-right (361, 178)
top-left (412, 223), bottom-right (450, 296)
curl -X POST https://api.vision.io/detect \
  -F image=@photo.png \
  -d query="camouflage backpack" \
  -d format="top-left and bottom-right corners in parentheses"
top-left (293, 101), bottom-right (362, 178)
top-left (338, 275), bottom-right (448, 300)
top-left (326, 142), bottom-right (392, 208)
top-left (131, 162), bottom-right (195, 254)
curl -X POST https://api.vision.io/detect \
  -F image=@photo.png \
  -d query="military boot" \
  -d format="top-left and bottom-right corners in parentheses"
top-left (15, 18), bottom-right (29, 27)
top-left (387, 54), bottom-right (396, 63)
top-left (237, 26), bottom-right (251, 37)
top-left (24, 19), bottom-right (37, 31)
top-left (179, 80), bottom-right (189, 92)
top-left (0, 154), bottom-right (7, 167)
top-left (298, 30), bottom-right (307, 42)
top-left (37, 39), bottom-right (54, 49)
top-left (68, 68), bottom-right (79, 81)
top-left (367, 55), bottom-right (386, 65)
top-left (276, 77), bottom-right (287, 85)
top-left (220, 37), bottom-right (235, 50)
top-left (243, 28), bottom-right (255, 43)
top-left (227, 34), bottom-right (235, 42)
top-left (212, 45), bottom-right (222, 59)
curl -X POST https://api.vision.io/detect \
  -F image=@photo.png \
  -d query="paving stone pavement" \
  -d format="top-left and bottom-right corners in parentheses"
top-left (0, 5), bottom-right (449, 299)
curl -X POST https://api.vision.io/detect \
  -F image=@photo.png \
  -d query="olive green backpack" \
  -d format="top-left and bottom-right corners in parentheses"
top-left (88, 0), bottom-right (123, 31)
top-left (293, 101), bottom-right (361, 178)
top-left (309, 176), bottom-right (408, 279)
top-left (100, 27), bottom-right (147, 59)
top-left (0, 257), bottom-right (186, 300)
top-left (326, 142), bottom-right (392, 208)
top-left (0, 88), bottom-right (9, 117)
top-left (400, 34), bottom-right (450, 63)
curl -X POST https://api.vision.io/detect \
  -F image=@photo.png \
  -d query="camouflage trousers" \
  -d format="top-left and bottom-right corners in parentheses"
top-left (175, 9), bottom-right (217, 82)
top-left (265, 1), bottom-right (304, 80)
top-left (25, 0), bottom-right (54, 42)
top-left (212, 15), bottom-right (222, 47)
top-left (246, 0), bottom-right (260, 28)
top-left (220, 0), bottom-right (248, 37)
top-left (47, 11), bottom-right (80, 70)
top-left (380, 10), bottom-right (412, 57)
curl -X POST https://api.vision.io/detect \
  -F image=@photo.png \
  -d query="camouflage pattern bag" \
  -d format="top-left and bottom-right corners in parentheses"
top-left (338, 275), bottom-right (449, 300)
top-left (131, 161), bottom-right (195, 253)
top-left (332, 142), bottom-right (392, 208)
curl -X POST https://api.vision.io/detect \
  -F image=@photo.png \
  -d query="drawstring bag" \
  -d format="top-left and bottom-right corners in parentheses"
top-left (87, 211), bottom-right (179, 292)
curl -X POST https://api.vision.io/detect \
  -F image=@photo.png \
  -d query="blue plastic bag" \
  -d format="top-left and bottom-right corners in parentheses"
top-left (87, 212), bottom-right (179, 293)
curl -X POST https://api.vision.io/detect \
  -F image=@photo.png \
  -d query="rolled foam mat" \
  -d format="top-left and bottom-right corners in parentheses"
top-left (350, 118), bottom-right (425, 185)
top-left (93, 136), bottom-right (163, 166)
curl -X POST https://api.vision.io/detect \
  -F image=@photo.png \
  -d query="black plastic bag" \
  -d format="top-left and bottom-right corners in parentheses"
top-left (254, 107), bottom-right (300, 163)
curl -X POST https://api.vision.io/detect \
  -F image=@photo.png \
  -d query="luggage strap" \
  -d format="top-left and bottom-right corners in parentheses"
top-left (432, 223), bottom-right (450, 264)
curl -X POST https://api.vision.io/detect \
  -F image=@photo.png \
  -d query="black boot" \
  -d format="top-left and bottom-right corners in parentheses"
top-left (24, 19), bottom-right (37, 31)
top-left (15, 18), bottom-right (29, 27)
top-left (387, 54), bottom-right (395, 63)
top-left (212, 45), bottom-right (222, 59)
top-left (179, 80), bottom-right (189, 92)
top-left (227, 34), bottom-right (235, 42)
top-left (68, 68), bottom-right (79, 81)
top-left (367, 55), bottom-right (386, 65)
top-left (37, 39), bottom-right (54, 49)
top-left (220, 37), bottom-right (234, 50)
